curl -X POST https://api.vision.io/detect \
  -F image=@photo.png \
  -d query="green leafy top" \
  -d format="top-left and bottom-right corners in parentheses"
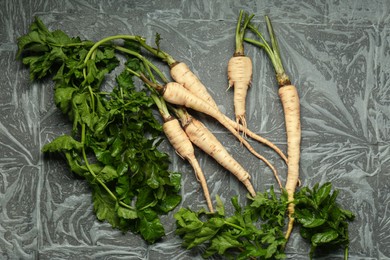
top-left (233, 10), bottom-right (254, 55)
top-left (17, 17), bottom-right (182, 243)
top-left (175, 183), bottom-right (354, 260)
top-left (294, 182), bottom-right (355, 259)
top-left (244, 15), bottom-right (291, 87)
top-left (175, 189), bottom-right (288, 259)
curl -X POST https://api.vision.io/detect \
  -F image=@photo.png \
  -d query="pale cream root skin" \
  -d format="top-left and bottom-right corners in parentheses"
top-left (278, 85), bottom-right (301, 240)
top-left (224, 114), bottom-right (288, 164)
top-left (163, 119), bottom-right (214, 212)
top-left (227, 56), bottom-right (253, 129)
top-left (184, 118), bottom-right (256, 197)
top-left (169, 64), bottom-right (288, 166)
top-left (170, 62), bottom-right (218, 108)
top-left (162, 82), bottom-right (279, 187)
top-left (163, 119), bottom-right (194, 159)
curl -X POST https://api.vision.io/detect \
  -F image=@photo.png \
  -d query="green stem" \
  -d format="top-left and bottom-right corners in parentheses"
top-left (80, 124), bottom-right (135, 210)
top-left (50, 41), bottom-right (95, 48)
top-left (87, 86), bottom-right (95, 113)
top-left (137, 37), bottom-right (176, 66)
top-left (114, 45), bottom-right (169, 83)
top-left (170, 105), bottom-right (192, 127)
top-left (141, 60), bottom-right (171, 120)
top-left (126, 67), bottom-right (141, 78)
top-left (84, 35), bottom-right (139, 64)
top-left (245, 20), bottom-right (290, 86)
top-left (344, 246), bottom-right (349, 260)
top-left (265, 16), bottom-right (281, 63)
top-left (234, 10), bottom-right (254, 55)
top-left (235, 10), bottom-right (244, 54)
top-left (224, 221), bottom-right (245, 231)
top-left (82, 35), bottom-right (141, 79)
top-left (81, 124), bottom-right (116, 200)
top-left (244, 36), bottom-right (284, 81)
top-left (126, 67), bottom-right (171, 120)
top-left (119, 201), bottom-right (135, 210)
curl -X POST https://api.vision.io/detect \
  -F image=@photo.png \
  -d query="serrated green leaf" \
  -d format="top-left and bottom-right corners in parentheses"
top-left (174, 208), bottom-right (203, 233)
top-left (64, 151), bottom-right (88, 176)
top-left (187, 224), bottom-right (220, 249)
top-left (92, 184), bottom-right (121, 228)
top-left (138, 208), bottom-right (165, 243)
top-left (125, 57), bottom-right (143, 73)
top-left (115, 175), bottom-right (133, 204)
top-left (265, 240), bottom-right (279, 259)
top-left (314, 182), bottom-right (332, 206)
top-left (300, 216), bottom-right (326, 228)
top-left (295, 196), bottom-right (317, 209)
top-left (94, 149), bottom-right (113, 165)
top-left (168, 172), bottom-right (181, 191)
top-left (110, 136), bottom-right (124, 158)
top-left (340, 208), bottom-right (355, 220)
top-left (42, 135), bottom-right (83, 153)
top-left (147, 171), bottom-right (161, 189)
top-left (117, 206), bottom-right (138, 220)
top-left (116, 162), bottom-right (128, 176)
top-left (203, 231), bottom-right (242, 258)
top-left (97, 165), bottom-right (118, 183)
top-left (136, 187), bottom-right (157, 209)
top-left (311, 230), bottom-right (339, 246)
top-left (54, 86), bottom-right (78, 113)
top-left (85, 60), bottom-right (98, 84)
top-left (157, 193), bottom-right (181, 213)
top-left (16, 17), bottom-right (49, 58)
top-left (30, 16), bottom-right (50, 35)
top-left (47, 29), bottom-right (76, 45)
top-left (231, 196), bottom-right (241, 212)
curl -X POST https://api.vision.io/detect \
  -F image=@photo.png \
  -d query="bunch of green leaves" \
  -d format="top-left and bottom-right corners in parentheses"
top-left (174, 188), bottom-right (287, 259)
top-left (17, 17), bottom-right (182, 243)
top-left (294, 182), bottom-right (355, 259)
top-left (16, 17), bottom-right (116, 84)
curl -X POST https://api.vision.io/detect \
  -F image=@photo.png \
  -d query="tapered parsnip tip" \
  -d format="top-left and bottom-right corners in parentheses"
top-left (242, 179), bottom-right (256, 197)
top-left (163, 118), bottom-right (214, 213)
top-left (284, 217), bottom-right (295, 240)
top-left (224, 115), bottom-right (288, 164)
top-left (187, 156), bottom-right (215, 213)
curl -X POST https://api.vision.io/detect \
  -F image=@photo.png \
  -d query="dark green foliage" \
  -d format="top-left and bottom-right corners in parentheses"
top-left (294, 182), bottom-right (355, 259)
top-left (17, 17), bottom-right (181, 243)
top-left (174, 189), bottom-right (288, 259)
top-left (175, 183), bottom-right (355, 259)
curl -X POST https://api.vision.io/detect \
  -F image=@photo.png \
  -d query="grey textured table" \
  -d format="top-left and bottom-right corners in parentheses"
top-left (1, 0), bottom-right (389, 259)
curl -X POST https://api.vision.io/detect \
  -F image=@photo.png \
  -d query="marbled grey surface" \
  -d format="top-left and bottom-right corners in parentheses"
top-left (1, 0), bottom-right (389, 259)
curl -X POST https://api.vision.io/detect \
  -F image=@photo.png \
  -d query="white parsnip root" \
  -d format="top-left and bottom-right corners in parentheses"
top-left (161, 81), bottom-right (280, 188)
top-left (171, 62), bottom-right (219, 109)
top-left (163, 118), bottom-right (214, 213)
top-left (278, 85), bottom-right (301, 239)
top-left (170, 61), bottom-right (287, 165)
top-left (182, 116), bottom-right (256, 197)
top-left (245, 15), bottom-right (302, 242)
top-left (227, 55), bottom-right (253, 129)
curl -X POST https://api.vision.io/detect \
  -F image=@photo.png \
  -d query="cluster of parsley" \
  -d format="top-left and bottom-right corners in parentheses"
top-left (17, 17), bottom-right (181, 243)
top-left (175, 189), bottom-right (288, 259)
top-left (175, 183), bottom-right (355, 259)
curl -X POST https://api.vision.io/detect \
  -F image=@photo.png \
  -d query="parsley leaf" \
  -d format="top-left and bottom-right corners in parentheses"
top-left (19, 17), bottom-right (182, 243)
top-left (175, 189), bottom-right (287, 259)
top-left (294, 182), bottom-right (355, 259)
